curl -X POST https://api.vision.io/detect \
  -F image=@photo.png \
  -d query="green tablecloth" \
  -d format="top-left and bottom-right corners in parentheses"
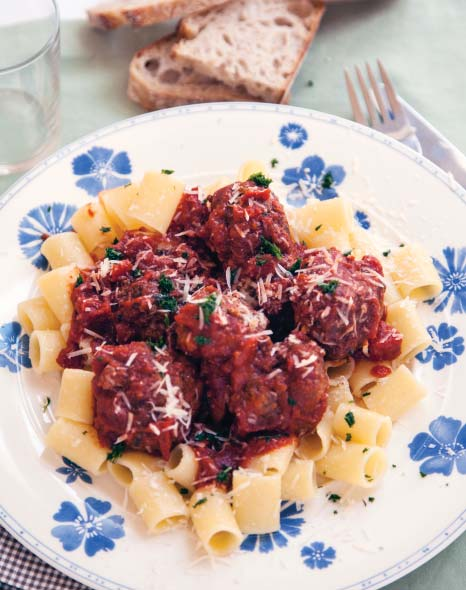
top-left (1, 0), bottom-right (464, 587)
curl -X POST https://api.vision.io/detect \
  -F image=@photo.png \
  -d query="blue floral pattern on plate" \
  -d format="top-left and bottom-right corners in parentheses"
top-left (0, 322), bottom-right (31, 373)
top-left (72, 146), bottom-right (132, 196)
top-left (408, 416), bottom-right (466, 476)
top-left (416, 323), bottom-right (465, 371)
top-left (240, 502), bottom-right (304, 553)
top-left (430, 247), bottom-right (466, 313)
top-left (301, 541), bottom-right (336, 569)
top-left (56, 457), bottom-right (92, 485)
top-left (279, 123), bottom-right (308, 150)
top-left (282, 155), bottom-right (346, 206)
top-left (52, 497), bottom-right (125, 557)
top-left (18, 203), bottom-right (77, 270)
top-left (355, 210), bottom-right (370, 230)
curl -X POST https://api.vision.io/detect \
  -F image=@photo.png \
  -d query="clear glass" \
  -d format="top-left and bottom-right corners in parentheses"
top-left (0, 1), bottom-right (60, 175)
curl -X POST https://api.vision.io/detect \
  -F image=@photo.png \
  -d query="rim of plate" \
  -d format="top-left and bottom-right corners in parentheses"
top-left (0, 102), bottom-right (465, 590)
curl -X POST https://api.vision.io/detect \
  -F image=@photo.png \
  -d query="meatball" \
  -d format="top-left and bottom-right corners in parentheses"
top-left (167, 189), bottom-right (209, 242)
top-left (290, 248), bottom-right (386, 360)
top-left (368, 320), bottom-right (403, 361)
top-left (92, 342), bottom-right (201, 459)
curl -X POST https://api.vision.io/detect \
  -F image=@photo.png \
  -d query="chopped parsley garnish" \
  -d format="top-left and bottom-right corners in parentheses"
top-left (161, 169), bottom-right (174, 175)
top-left (333, 510), bottom-right (338, 515)
top-left (132, 268), bottom-right (143, 278)
top-left (75, 274), bottom-right (83, 287)
top-left (107, 442), bottom-right (126, 463)
top-left (343, 249), bottom-right (352, 257)
top-left (163, 315), bottom-right (170, 327)
top-left (368, 497), bottom-right (375, 503)
top-left (105, 247), bottom-right (124, 260)
top-left (362, 391), bottom-right (371, 397)
top-left (345, 433), bottom-right (352, 442)
top-left (195, 335), bottom-right (211, 346)
top-left (216, 466), bottom-right (233, 483)
top-left (307, 80), bottom-right (314, 87)
top-left (256, 257), bottom-right (267, 266)
top-left (318, 280), bottom-right (339, 294)
top-left (270, 158), bottom-right (279, 168)
top-left (47, 206), bottom-right (51, 212)
top-left (328, 493), bottom-right (341, 503)
top-left (362, 448), bottom-right (369, 454)
top-left (288, 397), bottom-right (297, 406)
top-left (248, 172), bottom-right (272, 188)
top-left (259, 236), bottom-right (282, 259)
top-left (179, 487), bottom-right (189, 495)
top-left (159, 273), bottom-right (174, 294)
top-left (124, 182), bottom-right (132, 188)
top-left (41, 396), bottom-right (51, 412)
top-left (289, 258), bottom-right (302, 275)
top-left (399, 243), bottom-right (405, 247)
top-left (193, 497), bottom-right (207, 508)
top-left (344, 411), bottom-right (355, 427)
top-left (321, 171), bottom-right (334, 189)
top-left (156, 294), bottom-right (178, 313)
top-left (100, 226), bottom-right (111, 233)
top-left (199, 293), bottom-right (217, 324)
top-left (315, 224), bottom-right (322, 231)
top-left (181, 251), bottom-right (189, 259)
top-left (82, 430), bottom-right (88, 435)
top-left (112, 237), bottom-right (119, 245)
top-left (392, 464), bottom-right (397, 468)
top-left (382, 249), bottom-right (391, 257)
top-left (193, 431), bottom-right (223, 451)
top-left (364, 474), bottom-right (373, 482)
top-left (420, 471), bottom-right (427, 478)
top-left (146, 337), bottom-right (165, 351)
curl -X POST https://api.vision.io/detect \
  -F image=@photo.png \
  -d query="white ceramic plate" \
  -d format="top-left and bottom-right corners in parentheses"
top-left (1, 103), bottom-right (465, 590)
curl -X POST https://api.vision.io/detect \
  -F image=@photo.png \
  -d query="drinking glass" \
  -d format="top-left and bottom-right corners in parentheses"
top-left (0, 1), bottom-right (60, 175)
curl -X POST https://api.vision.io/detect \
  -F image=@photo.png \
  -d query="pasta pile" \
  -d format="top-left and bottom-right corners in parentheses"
top-left (17, 161), bottom-right (442, 556)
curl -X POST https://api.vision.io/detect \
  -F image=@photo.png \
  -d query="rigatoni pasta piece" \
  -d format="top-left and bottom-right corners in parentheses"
top-left (232, 470), bottom-right (281, 534)
top-left (362, 365), bottom-right (427, 421)
top-left (282, 458), bottom-right (316, 502)
top-left (129, 471), bottom-right (188, 533)
top-left (17, 297), bottom-right (60, 334)
top-left (56, 369), bottom-right (94, 424)
top-left (243, 439), bottom-right (296, 475)
top-left (325, 358), bottom-right (355, 382)
top-left (386, 298), bottom-right (431, 364)
top-left (190, 486), bottom-right (243, 556)
top-left (327, 376), bottom-right (353, 412)
top-left (165, 444), bottom-right (198, 490)
top-left (127, 172), bottom-right (185, 234)
top-left (306, 227), bottom-right (351, 252)
top-left (37, 264), bottom-right (80, 323)
top-left (316, 443), bottom-right (387, 488)
top-left (41, 232), bottom-right (93, 269)
top-left (99, 183), bottom-right (141, 231)
top-left (237, 160), bottom-right (267, 181)
top-left (29, 330), bottom-right (64, 373)
top-left (60, 322), bottom-right (71, 341)
top-left (45, 419), bottom-right (108, 475)
top-left (296, 408), bottom-right (333, 461)
top-left (349, 360), bottom-right (392, 397)
top-left (71, 201), bottom-right (120, 253)
top-left (107, 451), bottom-right (162, 487)
top-left (389, 243), bottom-right (442, 301)
top-left (332, 402), bottom-right (392, 447)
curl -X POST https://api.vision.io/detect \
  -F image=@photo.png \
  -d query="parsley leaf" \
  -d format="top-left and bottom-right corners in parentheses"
top-left (343, 249), bottom-right (352, 257)
top-left (362, 447), bottom-right (369, 454)
top-left (100, 226), bottom-right (111, 233)
top-left (216, 466), bottom-right (233, 484)
top-left (289, 258), bottom-right (302, 275)
top-left (420, 471), bottom-right (427, 478)
top-left (105, 247), bottom-right (124, 261)
top-left (382, 249), bottom-right (391, 257)
top-left (368, 497), bottom-right (375, 503)
top-left (248, 172), bottom-right (272, 188)
top-left (181, 251), bottom-right (189, 260)
top-left (107, 442), bottom-right (126, 463)
top-left (256, 257), bottom-right (267, 267)
top-left (132, 268), bottom-right (142, 278)
top-left (318, 280), bottom-right (339, 294)
top-left (315, 224), bottom-right (322, 231)
top-left (288, 397), bottom-right (297, 406)
top-left (195, 335), bottom-right (211, 346)
top-left (161, 169), bottom-right (174, 175)
top-left (321, 171), bottom-right (334, 189)
top-left (345, 433), bottom-right (352, 442)
top-left (41, 396), bottom-right (51, 412)
top-left (328, 493), bottom-right (341, 503)
top-left (199, 293), bottom-right (217, 324)
top-left (270, 158), bottom-right (279, 168)
top-left (159, 273), bottom-right (174, 294)
top-left (179, 487), bottom-right (189, 495)
top-left (259, 236), bottom-right (282, 259)
top-left (146, 337), bottom-right (165, 351)
top-left (362, 391), bottom-right (371, 397)
top-left (75, 274), bottom-right (83, 287)
top-left (156, 294), bottom-right (178, 312)
top-left (344, 411), bottom-right (355, 428)
top-left (193, 497), bottom-right (207, 508)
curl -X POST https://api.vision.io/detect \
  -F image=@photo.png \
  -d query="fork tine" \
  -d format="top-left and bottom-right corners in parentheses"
top-left (377, 59), bottom-right (402, 118)
top-left (366, 62), bottom-right (389, 122)
top-left (355, 66), bottom-right (378, 127)
top-left (344, 68), bottom-right (365, 125)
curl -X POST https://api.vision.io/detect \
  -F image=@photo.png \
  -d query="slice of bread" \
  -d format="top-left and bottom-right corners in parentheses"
top-left (128, 34), bottom-right (256, 110)
top-left (173, 0), bottom-right (325, 103)
top-left (88, 0), bottom-right (230, 30)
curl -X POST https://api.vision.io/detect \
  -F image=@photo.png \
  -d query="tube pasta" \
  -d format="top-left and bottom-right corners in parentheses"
top-left (362, 365), bottom-right (427, 421)
top-left (296, 408), bottom-right (333, 461)
top-left (232, 470), bottom-right (281, 534)
top-left (190, 486), bottom-right (243, 556)
top-left (99, 183), bottom-right (141, 231)
top-left (332, 402), bottom-right (392, 447)
top-left (17, 297), bottom-right (60, 334)
top-left (386, 298), bottom-right (431, 364)
top-left (327, 377), bottom-right (353, 412)
top-left (129, 471), bottom-right (189, 534)
top-left (107, 452), bottom-right (162, 487)
top-left (307, 227), bottom-right (351, 251)
top-left (282, 458), bottom-right (316, 502)
top-left (56, 369), bottom-right (94, 424)
top-left (237, 160), bottom-right (266, 181)
top-left (60, 322), bottom-right (71, 341)
top-left (244, 440), bottom-right (296, 475)
top-left (165, 443), bottom-right (198, 490)
top-left (41, 232), bottom-right (93, 269)
top-left (45, 419), bottom-right (108, 475)
top-left (389, 243), bottom-right (442, 301)
top-left (71, 201), bottom-right (120, 253)
top-left (349, 360), bottom-right (392, 397)
top-left (29, 330), bottom-right (64, 373)
top-left (37, 264), bottom-right (80, 323)
top-left (326, 358), bottom-right (355, 382)
top-left (316, 443), bottom-right (387, 488)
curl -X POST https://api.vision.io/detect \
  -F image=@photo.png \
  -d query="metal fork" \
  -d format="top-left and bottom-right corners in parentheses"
top-left (345, 60), bottom-right (422, 153)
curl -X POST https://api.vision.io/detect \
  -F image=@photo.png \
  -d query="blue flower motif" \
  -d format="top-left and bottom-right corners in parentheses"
top-left (18, 203), bottom-right (77, 270)
top-left (430, 247), bottom-right (466, 314)
top-left (408, 416), bottom-right (466, 476)
top-left (355, 210), bottom-right (370, 230)
top-left (56, 457), bottom-right (93, 485)
top-left (279, 123), bottom-right (308, 150)
top-left (301, 541), bottom-right (336, 569)
top-left (0, 322), bottom-right (31, 373)
top-left (51, 497), bottom-right (125, 557)
top-left (282, 155), bottom-right (346, 207)
top-left (72, 146), bottom-right (132, 197)
top-left (416, 323), bottom-right (465, 371)
top-left (240, 502), bottom-right (304, 553)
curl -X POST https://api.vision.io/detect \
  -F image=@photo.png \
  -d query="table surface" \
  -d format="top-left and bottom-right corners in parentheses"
top-left (1, 0), bottom-right (465, 588)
